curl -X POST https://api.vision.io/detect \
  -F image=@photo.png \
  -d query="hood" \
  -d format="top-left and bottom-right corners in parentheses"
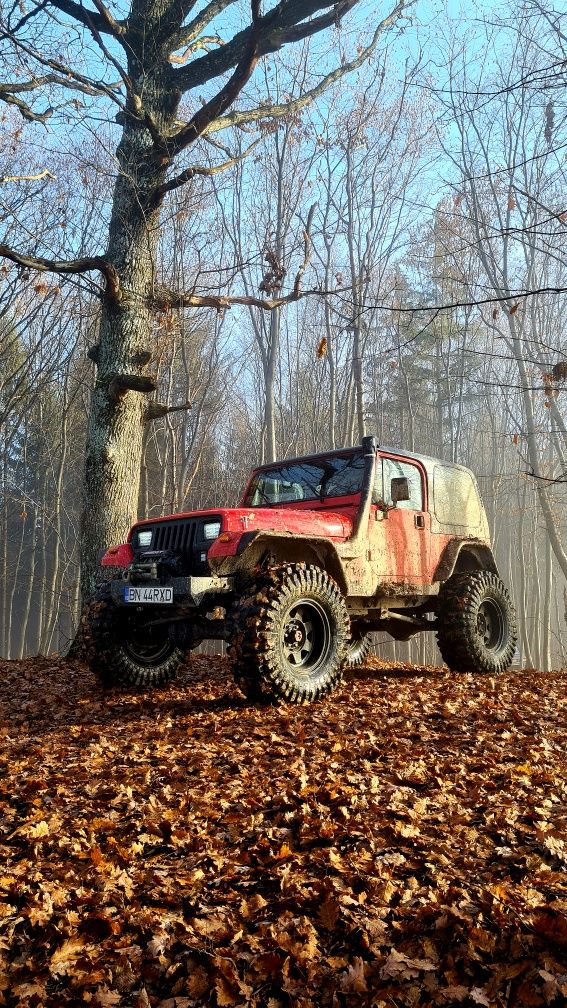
top-left (218, 506), bottom-right (352, 540)
top-left (134, 505), bottom-right (353, 541)
top-left (101, 505), bottom-right (354, 569)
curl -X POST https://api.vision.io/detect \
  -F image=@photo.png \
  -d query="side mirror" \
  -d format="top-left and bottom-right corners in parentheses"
top-left (390, 476), bottom-right (410, 505)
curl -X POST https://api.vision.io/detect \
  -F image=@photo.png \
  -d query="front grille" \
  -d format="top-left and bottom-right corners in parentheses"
top-left (151, 519), bottom-right (196, 554)
top-left (131, 517), bottom-right (220, 576)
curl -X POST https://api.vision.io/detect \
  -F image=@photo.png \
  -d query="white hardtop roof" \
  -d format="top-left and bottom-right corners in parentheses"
top-left (378, 447), bottom-right (475, 479)
top-left (262, 444), bottom-right (475, 480)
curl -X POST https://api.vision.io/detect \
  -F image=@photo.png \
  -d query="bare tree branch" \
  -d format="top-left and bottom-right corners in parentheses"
top-left (152, 200), bottom-right (318, 312)
top-left (0, 42), bottom-right (126, 115)
top-left (150, 285), bottom-right (331, 313)
top-left (169, 0), bottom-right (262, 155)
top-left (171, 0), bottom-right (238, 52)
top-left (0, 169), bottom-right (56, 183)
top-left (90, 0), bottom-right (127, 36)
top-left (65, 4), bottom-right (131, 91)
top-left (47, 0), bottom-right (126, 38)
top-left (153, 139), bottom-right (260, 201)
top-left (293, 202), bottom-right (317, 295)
top-left (9, 0), bottom-right (49, 34)
top-left (0, 244), bottom-right (120, 300)
top-left (174, 0), bottom-right (366, 92)
top-left (145, 399), bottom-right (193, 421)
top-left (200, 5), bottom-right (407, 136)
top-left (169, 37), bottom-right (225, 63)
top-left (0, 89), bottom-right (52, 121)
top-left (510, 183), bottom-right (567, 228)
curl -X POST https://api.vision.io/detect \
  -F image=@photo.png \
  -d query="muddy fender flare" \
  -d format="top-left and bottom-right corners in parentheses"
top-left (433, 539), bottom-right (498, 584)
top-left (227, 532), bottom-right (350, 595)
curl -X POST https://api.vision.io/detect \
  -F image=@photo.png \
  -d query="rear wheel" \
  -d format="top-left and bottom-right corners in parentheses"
top-left (344, 632), bottom-right (373, 669)
top-left (83, 583), bottom-right (185, 688)
top-left (229, 564), bottom-right (349, 703)
top-left (436, 571), bottom-right (517, 674)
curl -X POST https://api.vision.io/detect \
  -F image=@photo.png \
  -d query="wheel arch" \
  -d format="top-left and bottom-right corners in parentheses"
top-left (433, 539), bottom-right (499, 584)
top-left (234, 532), bottom-right (349, 594)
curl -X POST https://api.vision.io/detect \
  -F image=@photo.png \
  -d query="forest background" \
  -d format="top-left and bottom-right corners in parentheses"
top-left (0, 0), bottom-right (566, 669)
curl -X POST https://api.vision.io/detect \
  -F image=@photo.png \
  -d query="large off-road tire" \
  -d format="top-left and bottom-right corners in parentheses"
top-left (436, 571), bottom-right (517, 674)
top-left (83, 583), bottom-right (185, 688)
top-left (344, 632), bottom-right (374, 669)
top-left (229, 564), bottom-right (350, 704)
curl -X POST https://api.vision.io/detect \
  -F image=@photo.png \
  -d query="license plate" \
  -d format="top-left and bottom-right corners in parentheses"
top-left (124, 586), bottom-right (173, 603)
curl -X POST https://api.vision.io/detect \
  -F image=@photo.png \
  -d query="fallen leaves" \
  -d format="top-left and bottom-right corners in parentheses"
top-left (381, 948), bottom-right (437, 980)
top-left (531, 908), bottom-right (567, 947)
top-left (0, 654), bottom-right (566, 1006)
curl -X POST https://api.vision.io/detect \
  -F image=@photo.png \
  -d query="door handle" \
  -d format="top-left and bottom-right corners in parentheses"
top-left (414, 514), bottom-right (425, 529)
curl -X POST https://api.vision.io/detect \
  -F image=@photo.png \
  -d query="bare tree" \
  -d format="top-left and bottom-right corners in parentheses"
top-left (0, 0), bottom-right (409, 595)
top-left (216, 49), bottom-right (324, 462)
top-left (440, 18), bottom-right (567, 580)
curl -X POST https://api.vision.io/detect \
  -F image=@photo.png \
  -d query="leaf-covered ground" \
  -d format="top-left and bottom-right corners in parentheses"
top-left (1, 655), bottom-right (566, 1008)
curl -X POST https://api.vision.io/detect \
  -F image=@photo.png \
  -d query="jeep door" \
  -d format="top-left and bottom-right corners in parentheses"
top-left (370, 455), bottom-right (429, 584)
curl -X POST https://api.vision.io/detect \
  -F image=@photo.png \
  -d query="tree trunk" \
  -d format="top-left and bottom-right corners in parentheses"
top-left (353, 327), bottom-right (365, 441)
top-left (264, 309), bottom-right (279, 463)
top-left (516, 481), bottom-right (533, 668)
top-left (80, 111), bottom-right (168, 597)
top-left (1, 444), bottom-right (9, 655)
top-left (43, 383), bottom-right (70, 651)
top-left (15, 506), bottom-right (38, 658)
top-left (542, 534), bottom-right (552, 673)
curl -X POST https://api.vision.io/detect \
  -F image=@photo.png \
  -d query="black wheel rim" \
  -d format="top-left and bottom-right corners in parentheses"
top-left (476, 598), bottom-right (506, 652)
top-left (123, 624), bottom-right (172, 666)
top-left (279, 599), bottom-right (332, 677)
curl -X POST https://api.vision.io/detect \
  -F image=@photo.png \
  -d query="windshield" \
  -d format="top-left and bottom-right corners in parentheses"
top-left (243, 451), bottom-right (366, 507)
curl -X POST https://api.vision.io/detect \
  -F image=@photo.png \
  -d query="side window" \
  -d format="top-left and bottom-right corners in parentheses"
top-left (433, 465), bottom-right (481, 527)
top-left (382, 458), bottom-right (423, 511)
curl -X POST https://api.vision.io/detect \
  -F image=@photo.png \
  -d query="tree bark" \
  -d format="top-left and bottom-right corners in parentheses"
top-left (80, 78), bottom-right (171, 596)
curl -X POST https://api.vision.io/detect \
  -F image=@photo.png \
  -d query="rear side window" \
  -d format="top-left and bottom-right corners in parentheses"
top-left (433, 465), bottom-right (481, 527)
top-left (380, 457), bottom-right (424, 510)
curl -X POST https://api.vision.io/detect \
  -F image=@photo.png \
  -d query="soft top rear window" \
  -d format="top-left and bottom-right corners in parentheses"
top-left (243, 451), bottom-right (366, 507)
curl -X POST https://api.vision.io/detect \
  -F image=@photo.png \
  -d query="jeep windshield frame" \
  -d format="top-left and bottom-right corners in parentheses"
top-left (242, 450), bottom-right (366, 507)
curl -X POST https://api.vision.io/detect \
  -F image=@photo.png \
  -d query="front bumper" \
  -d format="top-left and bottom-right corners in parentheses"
top-left (109, 574), bottom-right (233, 607)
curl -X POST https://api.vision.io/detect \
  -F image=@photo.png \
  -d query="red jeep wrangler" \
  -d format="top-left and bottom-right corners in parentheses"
top-left (84, 437), bottom-right (517, 702)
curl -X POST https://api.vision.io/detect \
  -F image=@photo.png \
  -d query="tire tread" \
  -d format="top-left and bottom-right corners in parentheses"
top-left (83, 583), bottom-right (184, 688)
top-left (436, 570), bottom-right (517, 674)
top-left (229, 563), bottom-right (349, 704)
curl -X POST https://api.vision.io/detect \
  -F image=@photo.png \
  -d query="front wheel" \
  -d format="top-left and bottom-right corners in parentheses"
top-left (436, 571), bottom-right (517, 674)
top-left (229, 564), bottom-right (350, 703)
top-left (83, 583), bottom-right (185, 688)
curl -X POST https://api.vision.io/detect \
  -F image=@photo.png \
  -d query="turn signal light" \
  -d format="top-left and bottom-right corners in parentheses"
top-left (218, 532), bottom-right (232, 542)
